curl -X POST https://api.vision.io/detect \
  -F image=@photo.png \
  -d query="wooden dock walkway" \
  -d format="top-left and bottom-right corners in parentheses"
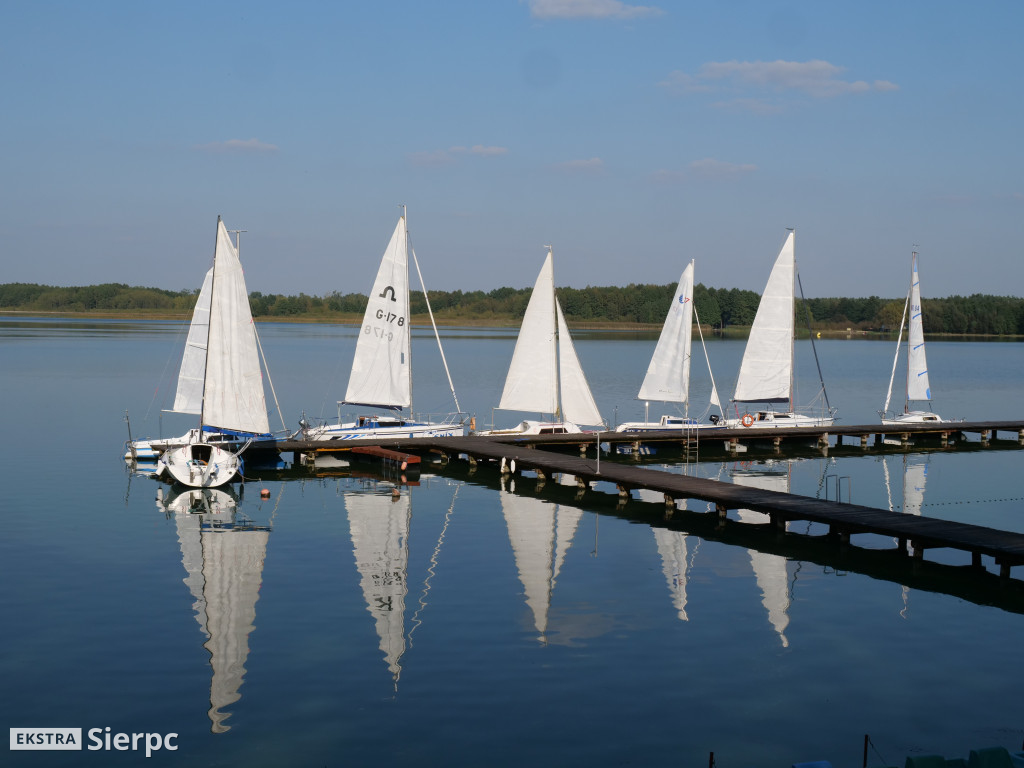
top-left (271, 421), bottom-right (1024, 582)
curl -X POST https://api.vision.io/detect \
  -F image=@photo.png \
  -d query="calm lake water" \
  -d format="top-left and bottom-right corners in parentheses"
top-left (2, 317), bottom-right (1023, 767)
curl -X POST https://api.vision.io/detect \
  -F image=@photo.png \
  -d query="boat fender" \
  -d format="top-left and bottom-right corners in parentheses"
top-left (741, 413), bottom-right (754, 427)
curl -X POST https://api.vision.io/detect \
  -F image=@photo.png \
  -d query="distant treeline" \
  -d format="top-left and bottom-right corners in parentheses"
top-left (2, 281), bottom-right (1023, 335)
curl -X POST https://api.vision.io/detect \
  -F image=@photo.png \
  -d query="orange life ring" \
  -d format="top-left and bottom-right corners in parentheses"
top-left (741, 413), bottom-right (754, 428)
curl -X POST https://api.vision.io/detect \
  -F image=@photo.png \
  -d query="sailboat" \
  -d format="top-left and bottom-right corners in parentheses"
top-left (880, 250), bottom-right (946, 424)
top-left (305, 209), bottom-right (464, 440)
top-left (151, 217), bottom-right (274, 488)
top-left (479, 246), bottom-right (603, 435)
top-left (726, 230), bottom-right (835, 429)
top-left (615, 260), bottom-right (726, 432)
top-left (125, 218), bottom-right (285, 472)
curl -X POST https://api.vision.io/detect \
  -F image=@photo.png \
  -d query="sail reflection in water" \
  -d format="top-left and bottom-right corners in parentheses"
top-left (346, 488), bottom-right (410, 685)
top-left (731, 462), bottom-right (795, 648)
top-left (501, 479), bottom-right (583, 644)
top-left (160, 485), bottom-right (270, 733)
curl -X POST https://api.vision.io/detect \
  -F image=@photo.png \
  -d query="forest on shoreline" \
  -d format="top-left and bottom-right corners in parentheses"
top-left (2, 281), bottom-right (1023, 335)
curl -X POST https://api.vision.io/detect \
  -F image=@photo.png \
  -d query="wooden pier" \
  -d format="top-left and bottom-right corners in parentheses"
top-left (271, 420), bottom-right (1024, 584)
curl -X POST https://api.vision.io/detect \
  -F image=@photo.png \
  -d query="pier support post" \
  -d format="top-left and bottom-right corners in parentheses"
top-left (772, 436), bottom-right (782, 454)
top-left (818, 432), bottom-right (830, 448)
top-left (664, 493), bottom-right (676, 510)
top-left (467, 455), bottom-right (477, 468)
top-left (972, 552), bottom-right (982, 569)
top-left (1018, 428), bottom-right (1024, 445)
top-left (981, 429), bottom-right (990, 445)
top-left (716, 503), bottom-right (727, 524)
top-left (1000, 561), bottom-right (1012, 579)
top-left (861, 434), bottom-right (869, 449)
top-left (617, 484), bottom-right (630, 502)
top-left (897, 538), bottom-right (908, 556)
top-left (579, 443), bottom-right (588, 457)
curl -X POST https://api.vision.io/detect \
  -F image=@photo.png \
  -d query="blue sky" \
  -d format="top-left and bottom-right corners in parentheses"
top-left (2, 0), bottom-right (1021, 299)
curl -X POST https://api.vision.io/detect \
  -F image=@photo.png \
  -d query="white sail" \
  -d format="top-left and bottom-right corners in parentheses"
top-left (345, 216), bottom-right (412, 409)
top-left (906, 252), bottom-right (932, 402)
top-left (639, 263), bottom-right (694, 404)
top-left (502, 491), bottom-right (582, 641)
top-left (497, 248), bottom-right (601, 425)
top-left (556, 300), bottom-right (603, 426)
top-left (733, 466), bottom-right (793, 648)
top-left (347, 490), bottom-right (410, 682)
top-left (498, 250), bottom-right (559, 415)
top-left (203, 220), bottom-right (270, 435)
top-left (734, 232), bottom-right (795, 404)
top-left (171, 267), bottom-right (213, 415)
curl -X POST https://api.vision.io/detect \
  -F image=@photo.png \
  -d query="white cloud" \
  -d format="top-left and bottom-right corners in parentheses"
top-left (409, 145), bottom-right (509, 166)
top-left (528, 0), bottom-right (662, 19)
top-left (689, 158), bottom-right (757, 179)
top-left (555, 157), bottom-right (604, 172)
top-left (195, 138), bottom-right (278, 153)
top-left (451, 145), bottom-right (509, 157)
top-left (661, 60), bottom-right (900, 99)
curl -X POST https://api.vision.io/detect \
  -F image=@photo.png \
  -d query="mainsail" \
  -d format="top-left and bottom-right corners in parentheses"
top-left (906, 252), bottom-right (932, 402)
top-left (498, 248), bottom-right (602, 425)
top-left (639, 263), bottom-right (694, 404)
top-left (345, 216), bottom-right (412, 410)
top-left (202, 219), bottom-right (270, 435)
top-left (733, 232), bottom-right (795, 405)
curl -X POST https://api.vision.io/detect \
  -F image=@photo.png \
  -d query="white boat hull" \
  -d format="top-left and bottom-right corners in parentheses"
top-left (476, 420), bottom-right (591, 436)
top-left (157, 443), bottom-right (241, 488)
top-left (616, 415), bottom-right (725, 433)
top-left (881, 410), bottom-right (944, 425)
top-left (306, 416), bottom-right (464, 441)
top-left (723, 411), bottom-right (835, 429)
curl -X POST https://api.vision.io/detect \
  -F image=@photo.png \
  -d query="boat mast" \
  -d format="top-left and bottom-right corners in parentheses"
top-left (546, 245), bottom-right (561, 421)
top-left (787, 228), bottom-right (795, 413)
top-left (403, 204), bottom-right (413, 415)
top-left (198, 216), bottom-right (221, 437)
top-left (904, 248), bottom-right (918, 413)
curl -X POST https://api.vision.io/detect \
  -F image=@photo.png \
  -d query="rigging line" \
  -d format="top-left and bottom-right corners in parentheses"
top-left (408, 484), bottom-right (461, 646)
top-left (796, 270), bottom-right (832, 414)
top-left (145, 316), bottom-right (192, 422)
top-left (692, 302), bottom-right (724, 418)
top-left (252, 322), bottom-right (288, 433)
top-left (883, 288), bottom-right (912, 415)
top-left (410, 242), bottom-right (462, 414)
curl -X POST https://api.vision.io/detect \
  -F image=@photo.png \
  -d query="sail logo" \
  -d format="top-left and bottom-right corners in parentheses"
top-left (678, 296), bottom-right (690, 304)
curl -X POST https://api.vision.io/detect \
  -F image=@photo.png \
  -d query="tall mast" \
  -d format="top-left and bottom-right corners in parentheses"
top-left (788, 228), bottom-right (795, 413)
top-left (402, 204), bottom-right (413, 414)
top-left (546, 245), bottom-right (561, 421)
top-left (198, 216), bottom-right (221, 434)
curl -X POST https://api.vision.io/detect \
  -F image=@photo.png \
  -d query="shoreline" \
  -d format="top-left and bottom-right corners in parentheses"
top-left (1, 309), bottom-right (1019, 340)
